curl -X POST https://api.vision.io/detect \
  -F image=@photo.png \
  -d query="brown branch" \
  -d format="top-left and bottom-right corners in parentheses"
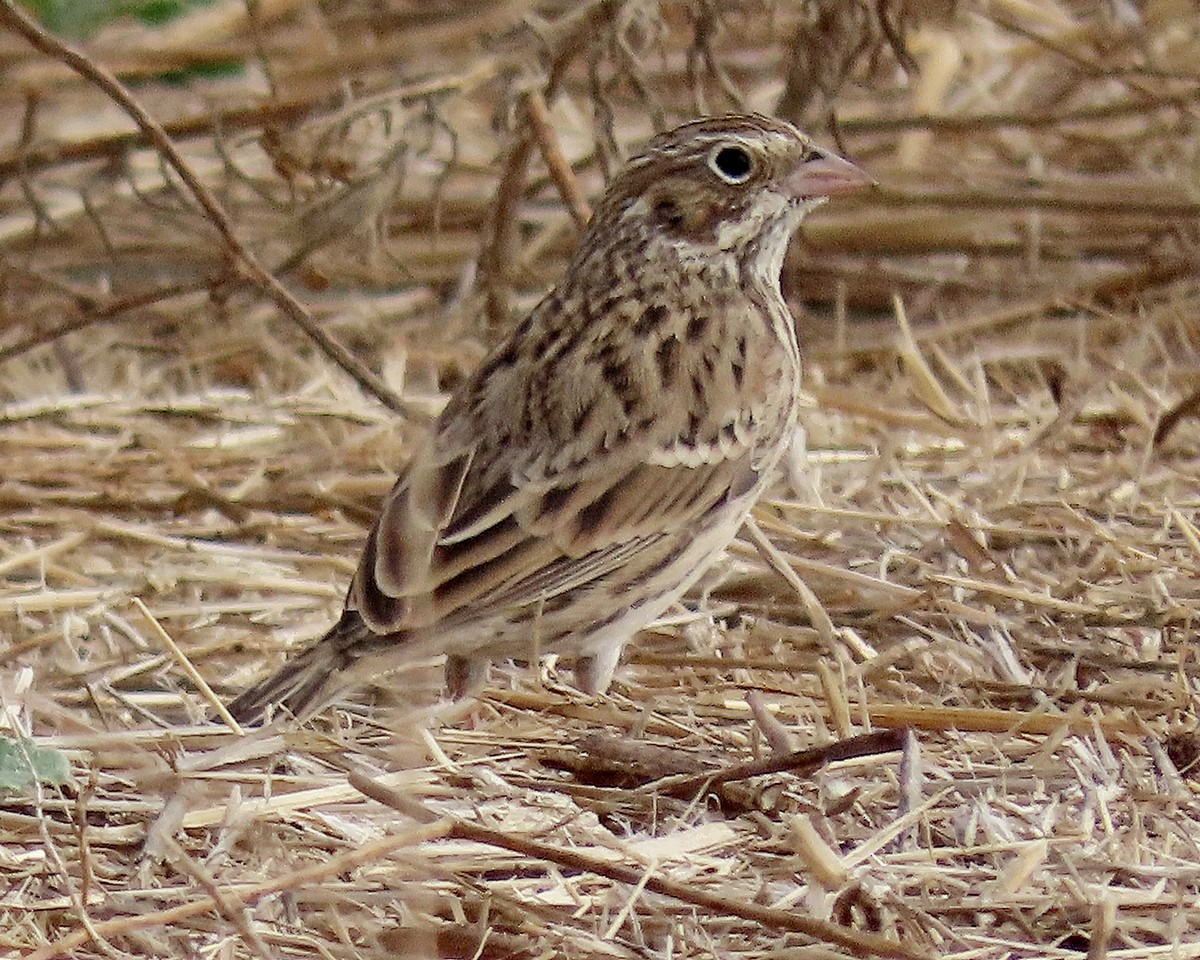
top-left (479, 134), bottom-right (534, 332)
top-left (0, 0), bottom-right (424, 420)
top-left (476, 1), bottom-right (610, 332)
top-left (525, 89), bottom-right (592, 229)
top-left (157, 835), bottom-right (273, 960)
top-left (1155, 387), bottom-right (1200, 445)
top-left (0, 277), bottom-right (209, 367)
top-left (350, 769), bottom-right (928, 960)
top-left (557, 729), bottom-right (901, 814)
top-left (838, 91), bottom-right (1200, 135)
top-left (642, 729), bottom-right (905, 797)
top-left (986, 10), bottom-right (1166, 91)
top-left (0, 98), bottom-right (315, 183)
top-left (875, 183), bottom-right (1200, 217)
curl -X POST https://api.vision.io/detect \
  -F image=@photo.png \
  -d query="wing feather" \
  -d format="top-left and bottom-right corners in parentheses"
top-left (371, 449), bottom-right (473, 598)
top-left (349, 411), bottom-right (765, 637)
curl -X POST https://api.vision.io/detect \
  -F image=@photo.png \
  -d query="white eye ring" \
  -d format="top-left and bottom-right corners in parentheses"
top-left (707, 143), bottom-right (755, 184)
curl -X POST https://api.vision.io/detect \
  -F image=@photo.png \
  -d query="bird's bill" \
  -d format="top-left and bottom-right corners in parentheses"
top-left (784, 150), bottom-right (875, 199)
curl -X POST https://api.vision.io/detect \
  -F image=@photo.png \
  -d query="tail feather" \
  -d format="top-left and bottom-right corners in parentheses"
top-left (227, 612), bottom-right (367, 723)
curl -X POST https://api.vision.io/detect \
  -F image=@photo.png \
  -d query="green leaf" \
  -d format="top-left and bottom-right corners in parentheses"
top-left (0, 736), bottom-right (71, 792)
top-left (24, 0), bottom-right (220, 39)
top-left (135, 0), bottom-right (189, 26)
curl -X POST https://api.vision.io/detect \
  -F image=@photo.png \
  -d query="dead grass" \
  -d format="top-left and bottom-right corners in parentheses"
top-left (3, 1), bottom-right (1200, 957)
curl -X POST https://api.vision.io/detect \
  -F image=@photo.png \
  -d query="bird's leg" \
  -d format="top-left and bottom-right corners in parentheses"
top-left (444, 654), bottom-right (491, 700)
top-left (573, 642), bottom-right (623, 695)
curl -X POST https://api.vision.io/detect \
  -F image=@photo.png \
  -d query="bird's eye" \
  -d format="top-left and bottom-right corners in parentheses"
top-left (708, 144), bottom-right (754, 184)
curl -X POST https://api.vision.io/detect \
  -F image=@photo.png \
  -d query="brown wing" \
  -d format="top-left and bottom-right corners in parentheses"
top-left (347, 423), bottom-right (762, 636)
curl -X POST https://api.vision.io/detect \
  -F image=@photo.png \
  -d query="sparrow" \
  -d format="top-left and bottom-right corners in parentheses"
top-left (227, 113), bottom-right (872, 723)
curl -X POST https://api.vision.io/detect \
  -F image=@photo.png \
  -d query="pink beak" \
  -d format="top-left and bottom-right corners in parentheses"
top-left (784, 148), bottom-right (875, 199)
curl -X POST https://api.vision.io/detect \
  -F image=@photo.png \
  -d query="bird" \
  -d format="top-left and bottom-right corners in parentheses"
top-left (227, 113), bottom-right (872, 724)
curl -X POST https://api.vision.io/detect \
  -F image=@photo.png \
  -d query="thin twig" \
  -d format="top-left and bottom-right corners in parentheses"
top-left (838, 91), bottom-right (1200, 134)
top-left (525, 89), bottom-right (592, 229)
top-left (350, 769), bottom-right (928, 960)
top-left (131, 597), bottom-right (244, 735)
top-left (479, 132), bottom-right (535, 331)
top-left (0, 0), bottom-right (424, 420)
top-left (875, 183), bottom-right (1200, 217)
top-left (0, 97), bottom-right (316, 182)
top-left (157, 835), bottom-right (273, 960)
top-left (744, 516), bottom-right (836, 644)
top-left (0, 278), bottom-right (207, 366)
top-left (1154, 386), bottom-right (1200, 445)
top-left (642, 729), bottom-right (904, 796)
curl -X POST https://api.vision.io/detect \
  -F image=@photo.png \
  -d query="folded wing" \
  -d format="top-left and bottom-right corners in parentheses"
top-left (348, 420), bottom-right (761, 637)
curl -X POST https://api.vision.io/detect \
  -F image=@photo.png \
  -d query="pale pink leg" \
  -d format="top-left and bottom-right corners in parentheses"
top-left (572, 642), bottom-right (623, 695)
top-left (444, 654), bottom-right (490, 700)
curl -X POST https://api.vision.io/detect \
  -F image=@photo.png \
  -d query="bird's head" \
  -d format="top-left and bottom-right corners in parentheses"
top-left (586, 114), bottom-right (872, 269)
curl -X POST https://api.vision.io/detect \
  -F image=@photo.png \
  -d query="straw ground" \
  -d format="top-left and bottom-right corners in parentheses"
top-left (3, 2), bottom-right (1200, 958)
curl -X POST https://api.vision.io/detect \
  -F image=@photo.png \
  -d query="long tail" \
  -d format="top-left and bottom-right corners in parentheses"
top-left (227, 611), bottom-right (369, 723)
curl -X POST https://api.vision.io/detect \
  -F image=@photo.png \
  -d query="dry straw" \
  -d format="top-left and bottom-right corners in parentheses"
top-left (2, 1), bottom-right (1200, 958)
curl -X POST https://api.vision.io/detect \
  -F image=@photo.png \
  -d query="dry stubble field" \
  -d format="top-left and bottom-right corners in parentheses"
top-left (3, 2), bottom-right (1200, 958)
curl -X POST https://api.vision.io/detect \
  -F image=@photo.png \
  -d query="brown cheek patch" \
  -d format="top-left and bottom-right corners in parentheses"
top-left (651, 196), bottom-right (686, 232)
top-left (648, 189), bottom-right (730, 244)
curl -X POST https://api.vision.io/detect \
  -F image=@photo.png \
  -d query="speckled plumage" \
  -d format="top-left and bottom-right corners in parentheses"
top-left (228, 114), bottom-right (871, 723)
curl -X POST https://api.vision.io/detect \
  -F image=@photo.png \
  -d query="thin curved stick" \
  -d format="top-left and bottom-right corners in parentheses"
top-left (0, 0), bottom-right (426, 420)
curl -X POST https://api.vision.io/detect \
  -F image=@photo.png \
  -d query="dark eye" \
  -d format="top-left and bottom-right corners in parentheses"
top-left (709, 145), bottom-right (754, 183)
